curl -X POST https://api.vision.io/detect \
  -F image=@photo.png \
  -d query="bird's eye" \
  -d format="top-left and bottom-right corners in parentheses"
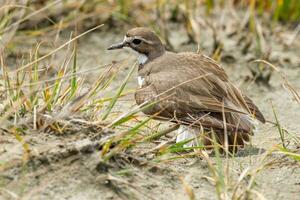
top-left (132, 39), bottom-right (142, 45)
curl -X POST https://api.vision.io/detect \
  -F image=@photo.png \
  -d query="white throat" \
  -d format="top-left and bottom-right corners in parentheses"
top-left (138, 53), bottom-right (148, 65)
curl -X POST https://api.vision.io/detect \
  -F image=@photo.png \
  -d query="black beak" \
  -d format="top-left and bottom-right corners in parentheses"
top-left (107, 41), bottom-right (127, 50)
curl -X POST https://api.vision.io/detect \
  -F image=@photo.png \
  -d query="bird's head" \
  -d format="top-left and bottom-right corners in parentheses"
top-left (107, 27), bottom-right (165, 64)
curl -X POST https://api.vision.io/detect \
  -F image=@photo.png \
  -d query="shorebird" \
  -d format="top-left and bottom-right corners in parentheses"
top-left (107, 27), bottom-right (265, 151)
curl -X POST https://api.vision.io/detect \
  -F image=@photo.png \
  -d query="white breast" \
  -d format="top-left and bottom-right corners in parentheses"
top-left (137, 54), bottom-right (147, 88)
top-left (137, 76), bottom-right (145, 88)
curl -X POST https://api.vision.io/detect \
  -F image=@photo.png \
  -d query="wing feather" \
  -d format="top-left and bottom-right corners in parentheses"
top-left (136, 52), bottom-right (265, 133)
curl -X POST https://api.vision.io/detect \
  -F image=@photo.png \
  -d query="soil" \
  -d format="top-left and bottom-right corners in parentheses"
top-left (1, 21), bottom-right (300, 200)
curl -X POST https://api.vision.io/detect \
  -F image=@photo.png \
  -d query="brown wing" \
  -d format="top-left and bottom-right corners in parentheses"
top-left (199, 54), bottom-right (265, 123)
top-left (136, 52), bottom-right (265, 132)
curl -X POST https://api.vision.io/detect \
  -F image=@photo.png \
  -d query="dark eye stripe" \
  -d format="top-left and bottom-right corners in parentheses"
top-left (132, 39), bottom-right (142, 45)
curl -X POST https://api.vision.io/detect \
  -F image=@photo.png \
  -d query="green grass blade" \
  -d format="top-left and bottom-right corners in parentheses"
top-left (271, 103), bottom-right (286, 148)
top-left (70, 43), bottom-right (78, 99)
top-left (101, 62), bottom-right (137, 120)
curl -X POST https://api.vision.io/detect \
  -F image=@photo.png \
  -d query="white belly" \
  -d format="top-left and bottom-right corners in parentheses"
top-left (176, 125), bottom-right (200, 148)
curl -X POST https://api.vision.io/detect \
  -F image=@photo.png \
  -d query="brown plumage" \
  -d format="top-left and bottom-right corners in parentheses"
top-left (108, 27), bottom-right (265, 151)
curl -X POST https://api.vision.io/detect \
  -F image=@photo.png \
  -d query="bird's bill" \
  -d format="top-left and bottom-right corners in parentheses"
top-left (107, 41), bottom-right (127, 50)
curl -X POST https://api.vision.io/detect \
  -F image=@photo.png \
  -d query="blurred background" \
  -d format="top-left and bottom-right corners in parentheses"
top-left (1, 0), bottom-right (300, 83)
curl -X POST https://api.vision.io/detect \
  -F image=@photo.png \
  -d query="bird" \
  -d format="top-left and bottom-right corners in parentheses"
top-left (107, 27), bottom-right (265, 151)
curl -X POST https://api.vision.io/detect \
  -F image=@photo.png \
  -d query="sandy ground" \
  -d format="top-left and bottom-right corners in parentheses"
top-left (1, 22), bottom-right (300, 200)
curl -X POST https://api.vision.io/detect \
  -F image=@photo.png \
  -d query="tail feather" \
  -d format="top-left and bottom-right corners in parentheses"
top-left (243, 95), bottom-right (265, 123)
